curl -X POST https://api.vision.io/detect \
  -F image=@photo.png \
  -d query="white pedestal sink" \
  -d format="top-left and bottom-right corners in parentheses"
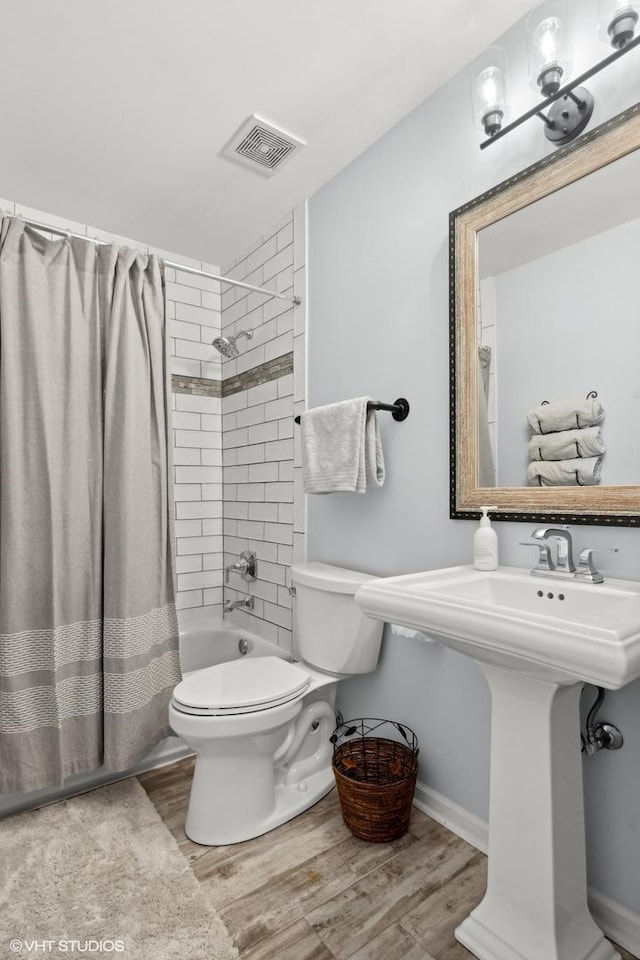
top-left (356, 565), bottom-right (640, 960)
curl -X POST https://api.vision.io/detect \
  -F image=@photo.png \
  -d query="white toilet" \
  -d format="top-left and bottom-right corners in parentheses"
top-left (169, 562), bottom-right (383, 845)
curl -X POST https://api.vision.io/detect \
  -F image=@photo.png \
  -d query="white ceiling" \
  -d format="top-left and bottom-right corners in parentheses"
top-left (0, 1), bottom-right (535, 266)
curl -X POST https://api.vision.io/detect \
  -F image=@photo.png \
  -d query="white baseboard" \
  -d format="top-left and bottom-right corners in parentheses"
top-left (413, 780), bottom-right (640, 957)
top-left (413, 779), bottom-right (489, 854)
top-left (589, 891), bottom-right (640, 957)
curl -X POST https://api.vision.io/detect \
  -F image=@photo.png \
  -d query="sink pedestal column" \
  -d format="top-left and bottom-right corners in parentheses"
top-left (456, 664), bottom-right (618, 960)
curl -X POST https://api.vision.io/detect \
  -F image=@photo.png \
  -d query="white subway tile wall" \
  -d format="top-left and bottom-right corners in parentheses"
top-left (167, 266), bottom-right (223, 619)
top-left (221, 204), bottom-right (307, 653)
top-left (1, 197), bottom-right (224, 621)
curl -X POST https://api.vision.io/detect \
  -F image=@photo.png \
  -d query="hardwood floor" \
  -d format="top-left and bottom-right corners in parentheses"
top-left (138, 758), bottom-right (636, 960)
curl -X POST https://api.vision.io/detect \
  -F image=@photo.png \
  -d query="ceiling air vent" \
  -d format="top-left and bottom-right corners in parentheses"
top-left (221, 115), bottom-right (305, 177)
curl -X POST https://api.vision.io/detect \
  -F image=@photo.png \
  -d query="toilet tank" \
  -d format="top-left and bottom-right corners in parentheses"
top-left (291, 562), bottom-right (383, 675)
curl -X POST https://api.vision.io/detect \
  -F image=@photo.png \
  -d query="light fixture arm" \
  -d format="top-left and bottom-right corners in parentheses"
top-left (480, 30), bottom-right (640, 149)
top-left (534, 109), bottom-right (555, 129)
top-left (566, 89), bottom-right (587, 108)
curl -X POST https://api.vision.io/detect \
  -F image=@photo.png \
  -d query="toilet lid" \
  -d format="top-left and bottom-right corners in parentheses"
top-left (172, 656), bottom-right (310, 715)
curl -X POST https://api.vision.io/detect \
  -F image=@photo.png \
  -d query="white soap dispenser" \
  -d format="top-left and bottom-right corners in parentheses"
top-left (473, 506), bottom-right (498, 571)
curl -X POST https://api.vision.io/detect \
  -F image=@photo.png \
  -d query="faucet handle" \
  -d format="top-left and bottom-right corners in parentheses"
top-left (224, 559), bottom-right (242, 584)
top-left (519, 540), bottom-right (556, 572)
top-left (575, 547), bottom-right (619, 584)
top-left (225, 550), bottom-right (257, 583)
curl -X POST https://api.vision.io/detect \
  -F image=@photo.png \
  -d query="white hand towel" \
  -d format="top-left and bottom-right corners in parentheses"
top-left (528, 425), bottom-right (605, 462)
top-left (527, 456), bottom-right (602, 486)
top-left (527, 398), bottom-right (605, 435)
top-left (300, 397), bottom-right (385, 494)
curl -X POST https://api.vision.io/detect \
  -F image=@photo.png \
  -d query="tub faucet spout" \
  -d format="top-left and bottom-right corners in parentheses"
top-left (224, 596), bottom-right (255, 613)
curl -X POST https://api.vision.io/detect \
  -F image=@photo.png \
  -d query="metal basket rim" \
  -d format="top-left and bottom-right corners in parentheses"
top-left (330, 717), bottom-right (419, 757)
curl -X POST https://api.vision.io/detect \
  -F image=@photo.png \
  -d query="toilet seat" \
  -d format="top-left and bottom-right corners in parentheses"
top-left (171, 656), bottom-right (311, 716)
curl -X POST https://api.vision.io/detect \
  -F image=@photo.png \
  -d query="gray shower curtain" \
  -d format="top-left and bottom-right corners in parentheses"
top-left (0, 218), bottom-right (181, 793)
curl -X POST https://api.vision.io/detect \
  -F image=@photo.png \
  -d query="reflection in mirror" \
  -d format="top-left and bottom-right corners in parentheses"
top-left (450, 103), bottom-right (640, 524)
top-left (478, 148), bottom-right (640, 488)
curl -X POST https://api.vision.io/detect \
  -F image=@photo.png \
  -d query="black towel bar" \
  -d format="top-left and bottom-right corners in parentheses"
top-left (294, 398), bottom-right (410, 425)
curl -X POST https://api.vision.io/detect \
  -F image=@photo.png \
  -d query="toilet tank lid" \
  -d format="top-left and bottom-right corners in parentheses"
top-left (291, 562), bottom-right (378, 595)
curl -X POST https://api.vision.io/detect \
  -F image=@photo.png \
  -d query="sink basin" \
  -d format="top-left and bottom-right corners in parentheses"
top-left (355, 564), bottom-right (640, 688)
top-left (356, 564), bottom-right (640, 960)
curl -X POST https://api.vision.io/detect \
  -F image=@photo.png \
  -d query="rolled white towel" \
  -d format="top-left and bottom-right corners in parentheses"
top-left (527, 398), bottom-right (605, 435)
top-left (527, 456), bottom-right (602, 486)
top-left (528, 426), bottom-right (605, 462)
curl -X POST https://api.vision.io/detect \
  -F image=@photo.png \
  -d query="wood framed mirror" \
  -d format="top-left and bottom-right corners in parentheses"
top-left (450, 102), bottom-right (640, 526)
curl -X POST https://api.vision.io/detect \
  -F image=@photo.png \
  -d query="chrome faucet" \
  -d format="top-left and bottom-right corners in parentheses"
top-left (521, 526), bottom-right (619, 583)
top-left (531, 527), bottom-right (576, 575)
top-left (519, 527), bottom-right (576, 578)
top-left (224, 596), bottom-right (255, 613)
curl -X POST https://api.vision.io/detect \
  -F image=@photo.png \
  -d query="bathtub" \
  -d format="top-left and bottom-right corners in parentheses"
top-left (179, 621), bottom-right (287, 674)
top-left (0, 620), bottom-right (284, 818)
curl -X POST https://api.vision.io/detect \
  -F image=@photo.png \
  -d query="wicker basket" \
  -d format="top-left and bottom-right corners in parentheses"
top-left (331, 718), bottom-right (419, 843)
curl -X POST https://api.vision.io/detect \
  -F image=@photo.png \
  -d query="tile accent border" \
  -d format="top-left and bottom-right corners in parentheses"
top-left (172, 374), bottom-right (223, 398)
top-left (172, 353), bottom-right (293, 400)
top-left (222, 352), bottom-right (293, 397)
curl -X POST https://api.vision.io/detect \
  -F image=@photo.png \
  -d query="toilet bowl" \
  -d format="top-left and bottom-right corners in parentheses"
top-left (169, 562), bottom-right (384, 846)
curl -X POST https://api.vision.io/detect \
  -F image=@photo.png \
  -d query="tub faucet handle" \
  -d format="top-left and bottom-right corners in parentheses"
top-left (225, 550), bottom-right (257, 583)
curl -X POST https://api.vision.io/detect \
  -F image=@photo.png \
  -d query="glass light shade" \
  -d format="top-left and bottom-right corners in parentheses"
top-left (527, 0), bottom-right (572, 96)
top-left (598, 0), bottom-right (639, 46)
top-left (471, 47), bottom-right (508, 138)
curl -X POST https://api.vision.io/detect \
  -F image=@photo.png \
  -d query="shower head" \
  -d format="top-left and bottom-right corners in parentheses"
top-left (212, 328), bottom-right (253, 359)
top-left (212, 335), bottom-right (239, 358)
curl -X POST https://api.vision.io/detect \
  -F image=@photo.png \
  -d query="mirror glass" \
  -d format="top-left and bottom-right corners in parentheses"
top-left (479, 148), bottom-right (640, 487)
top-left (450, 104), bottom-right (640, 524)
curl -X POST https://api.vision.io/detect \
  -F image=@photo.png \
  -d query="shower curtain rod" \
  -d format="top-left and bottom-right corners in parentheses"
top-left (14, 216), bottom-right (302, 306)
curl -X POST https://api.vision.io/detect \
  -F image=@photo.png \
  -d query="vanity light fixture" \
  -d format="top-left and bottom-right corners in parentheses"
top-left (477, 0), bottom-right (640, 149)
top-left (599, 0), bottom-right (640, 47)
top-left (528, 0), bottom-right (572, 96)
top-left (528, 0), bottom-right (594, 146)
top-left (472, 47), bottom-right (509, 138)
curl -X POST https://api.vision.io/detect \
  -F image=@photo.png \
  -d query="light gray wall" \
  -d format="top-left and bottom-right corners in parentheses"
top-left (307, 0), bottom-right (640, 914)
